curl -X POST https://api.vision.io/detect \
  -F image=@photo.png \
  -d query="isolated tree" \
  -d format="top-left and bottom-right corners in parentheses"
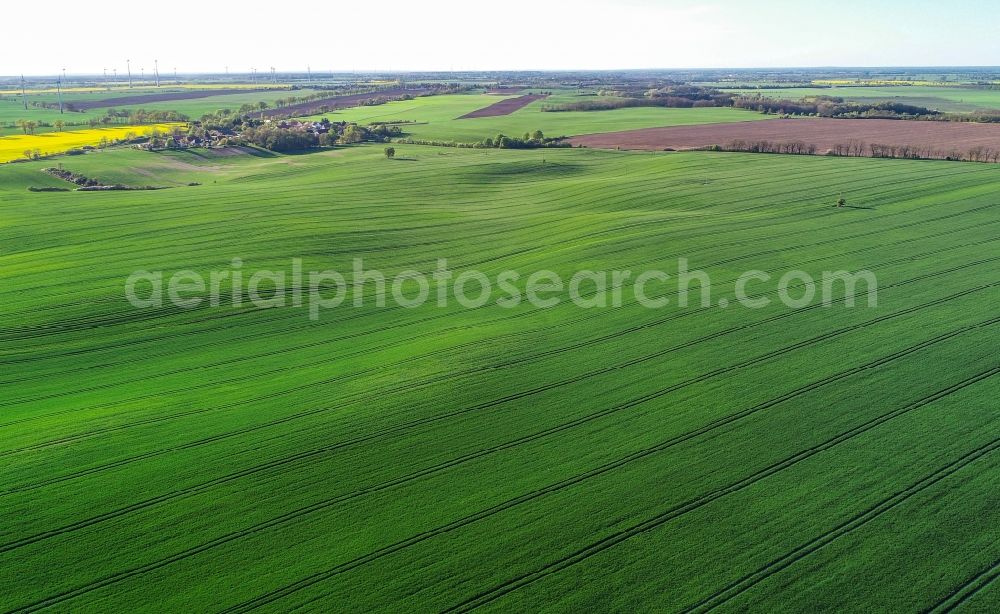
top-left (836, 195), bottom-right (846, 208)
top-left (16, 119), bottom-right (27, 134)
top-left (25, 121), bottom-right (37, 135)
top-left (54, 119), bottom-right (65, 132)
top-left (384, 146), bottom-right (395, 159)
top-left (531, 130), bottom-right (544, 141)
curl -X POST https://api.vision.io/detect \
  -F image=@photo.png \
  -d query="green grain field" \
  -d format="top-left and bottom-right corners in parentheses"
top-left (2, 143), bottom-right (998, 611)
top-left (302, 93), bottom-right (770, 142)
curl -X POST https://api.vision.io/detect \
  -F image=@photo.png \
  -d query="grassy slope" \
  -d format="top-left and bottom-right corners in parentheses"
top-left (724, 85), bottom-right (1000, 113)
top-left (2, 146), bottom-right (999, 611)
top-left (302, 93), bottom-right (770, 142)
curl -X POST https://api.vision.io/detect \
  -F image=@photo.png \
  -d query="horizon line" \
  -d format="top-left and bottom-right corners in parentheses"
top-left (5, 65), bottom-right (1000, 80)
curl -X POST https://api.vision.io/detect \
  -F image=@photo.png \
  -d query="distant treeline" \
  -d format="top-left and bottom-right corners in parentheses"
top-left (731, 96), bottom-right (941, 119)
top-left (709, 140), bottom-right (818, 155)
top-left (721, 84), bottom-right (826, 90)
top-left (736, 97), bottom-right (1000, 122)
top-left (539, 85), bottom-right (1000, 122)
top-left (545, 93), bottom-right (944, 119)
top-left (88, 108), bottom-right (190, 126)
top-left (544, 85), bottom-right (732, 112)
top-left (827, 141), bottom-right (1000, 162)
top-left (543, 97), bottom-right (721, 112)
top-left (944, 111), bottom-right (1000, 123)
top-left (395, 131), bottom-right (569, 150)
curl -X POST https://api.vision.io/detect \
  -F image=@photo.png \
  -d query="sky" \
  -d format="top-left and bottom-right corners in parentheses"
top-left (3, 0), bottom-right (999, 76)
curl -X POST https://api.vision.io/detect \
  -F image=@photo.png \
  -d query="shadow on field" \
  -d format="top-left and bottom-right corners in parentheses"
top-left (155, 146), bottom-right (277, 160)
top-left (450, 160), bottom-right (588, 183)
top-left (270, 148), bottom-right (328, 157)
top-left (239, 146), bottom-right (279, 158)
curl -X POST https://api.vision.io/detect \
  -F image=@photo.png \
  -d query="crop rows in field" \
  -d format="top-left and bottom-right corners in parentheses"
top-left (2, 146), bottom-right (998, 611)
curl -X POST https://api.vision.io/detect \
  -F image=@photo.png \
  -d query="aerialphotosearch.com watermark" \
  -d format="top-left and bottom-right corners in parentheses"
top-left (125, 258), bottom-right (878, 320)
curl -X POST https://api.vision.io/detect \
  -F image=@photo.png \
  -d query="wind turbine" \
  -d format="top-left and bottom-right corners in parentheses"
top-left (154, 59), bottom-right (160, 87)
top-left (56, 75), bottom-right (64, 113)
top-left (20, 75), bottom-right (28, 111)
top-left (126, 59), bottom-right (132, 88)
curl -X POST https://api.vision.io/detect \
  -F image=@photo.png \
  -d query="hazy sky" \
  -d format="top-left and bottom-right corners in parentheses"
top-left (4, 0), bottom-right (999, 76)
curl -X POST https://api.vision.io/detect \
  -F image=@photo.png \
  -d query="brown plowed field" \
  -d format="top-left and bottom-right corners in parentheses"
top-left (72, 89), bottom-right (280, 110)
top-left (568, 118), bottom-right (1000, 158)
top-left (458, 94), bottom-right (549, 119)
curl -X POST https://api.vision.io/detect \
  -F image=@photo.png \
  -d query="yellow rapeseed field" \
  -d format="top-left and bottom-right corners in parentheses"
top-left (0, 123), bottom-right (186, 163)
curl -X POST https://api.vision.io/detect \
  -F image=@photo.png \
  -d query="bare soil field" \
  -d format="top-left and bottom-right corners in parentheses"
top-left (263, 88), bottom-right (427, 118)
top-left (568, 118), bottom-right (1000, 159)
top-left (458, 94), bottom-right (549, 119)
top-left (72, 89), bottom-right (279, 110)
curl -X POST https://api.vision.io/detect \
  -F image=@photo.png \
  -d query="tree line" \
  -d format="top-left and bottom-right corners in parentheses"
top-left (84, 108), bottom-right (190, 126)
top-left (731, 96), bottom-right (941, 119)
top-left (541, 85), bottom-right (970, 122)
top-left (707, 139), bottom-right (1000, 163)
top-left (395, 131), bottom-right (568, 150)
